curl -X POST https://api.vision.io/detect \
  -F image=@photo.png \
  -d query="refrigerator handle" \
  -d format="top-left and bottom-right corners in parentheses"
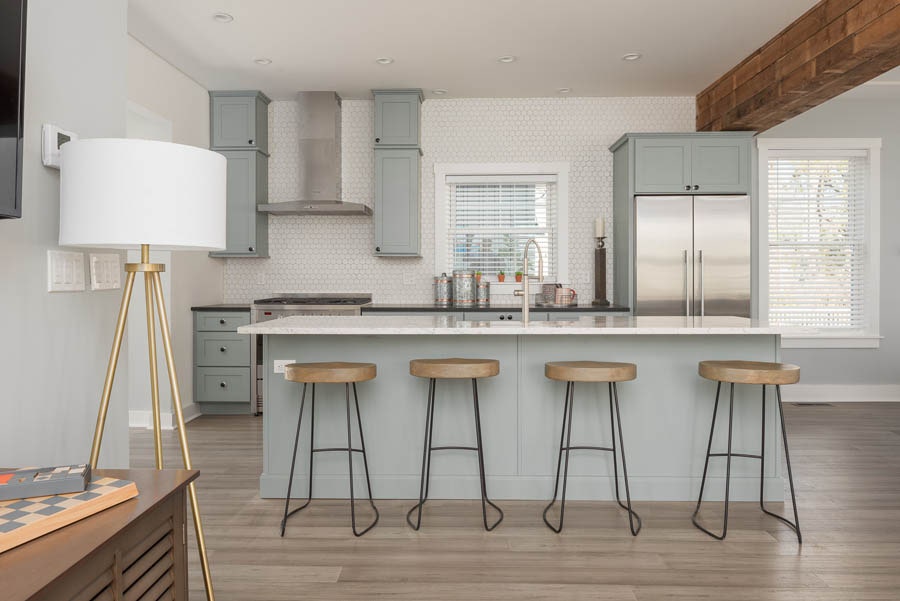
top-left (698, 249), bottom-right (705, 317)
top-left (682, 249), bottom-right (690, 317)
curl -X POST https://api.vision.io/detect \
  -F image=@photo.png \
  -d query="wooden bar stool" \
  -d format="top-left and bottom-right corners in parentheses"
top-left (406, 358), bottom-right (504, 531)
top-left (543, 361), bottom-right (642, 536)
top-left (693, 360), bottom-right (802, 543)
top-left (280, 362), bottom-right (379, 537)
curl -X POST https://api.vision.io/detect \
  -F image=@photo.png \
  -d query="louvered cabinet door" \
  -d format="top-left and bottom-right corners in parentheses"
top-left (31, 490), bottom-right (188, 601)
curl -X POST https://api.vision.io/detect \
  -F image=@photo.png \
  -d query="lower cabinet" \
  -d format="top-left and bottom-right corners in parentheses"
top-left (193, 309), bottom-right (252, 414)
top-left (464, 311), bottom-right (549, 321)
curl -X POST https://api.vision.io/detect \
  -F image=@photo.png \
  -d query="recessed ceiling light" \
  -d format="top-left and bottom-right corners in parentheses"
top-left (375, 57), bottom-right (394, 65)
top-left (254, 58), bottom-right (272, 65)
top-left (557, 87), bottom-right (571, 94)
top-left (432, 89), bottom-right (448, 95)
top-left (622, 52), bottom-right (643, 61)
top-left (497, 55), bottom-right (517, 63)
top-left (213, 12), bottom-right (234, 23)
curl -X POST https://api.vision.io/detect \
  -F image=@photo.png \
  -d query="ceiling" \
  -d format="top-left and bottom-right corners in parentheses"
top-left (837, 66), bottom-right (900, 100)
top-left (128, 0), bottom-right (819, 100)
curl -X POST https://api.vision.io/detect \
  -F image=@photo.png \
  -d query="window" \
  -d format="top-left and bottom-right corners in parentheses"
top-left (434, 163), bottom-right (569, 284)
top-left (758, 139), bottom-right (880, 348)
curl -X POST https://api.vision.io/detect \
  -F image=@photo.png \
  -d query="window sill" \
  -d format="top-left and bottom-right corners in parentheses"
top-left (781, 335), bottom-right (882, 349)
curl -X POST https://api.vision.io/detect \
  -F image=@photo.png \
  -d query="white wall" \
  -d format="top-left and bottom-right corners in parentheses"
top-left (760, 97), bottom-right (900, 389)
top-left (223, 97), bottom-right (695, 303)
top-left (0, 0), bottom-right (129, 467)
top-left (125, 36), bottom-right (223, 425)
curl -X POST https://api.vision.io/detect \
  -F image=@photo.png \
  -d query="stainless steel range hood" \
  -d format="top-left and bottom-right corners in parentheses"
top-left (258, 91), bottom-right (372, 216)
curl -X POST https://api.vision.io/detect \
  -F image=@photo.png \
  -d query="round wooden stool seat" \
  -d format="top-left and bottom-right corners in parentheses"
top-left (698, 360), bottom-right (800, 386)
top-left (409, 358), bottom-right (500, 379)
top-left (545, 361), bottom-right (637, 383)
top-left (284, 362), bottom-right (376, 384)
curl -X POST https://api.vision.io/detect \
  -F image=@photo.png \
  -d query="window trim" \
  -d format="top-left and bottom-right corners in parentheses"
top-left (757, 138), bottom-right (881, 349)
top-left (433, 162), bottom-right (569, 288)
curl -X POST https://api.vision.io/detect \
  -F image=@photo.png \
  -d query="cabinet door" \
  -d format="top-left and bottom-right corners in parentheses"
top-left (211, 96), bottom-right (256, 149)
top-left (210, 151), bottom-right (266, 257)
top-left (690, 138), bottom-right (750, 194)
top-left (374, 93), bottom-right (420, 146)
top-left (634, 138), bottom-right (692, 193)
top-left (375, 148), bottom-right (420, 255)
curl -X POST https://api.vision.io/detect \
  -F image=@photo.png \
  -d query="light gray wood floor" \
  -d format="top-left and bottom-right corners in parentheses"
top-left (131, 402), bottom-right (900, 600)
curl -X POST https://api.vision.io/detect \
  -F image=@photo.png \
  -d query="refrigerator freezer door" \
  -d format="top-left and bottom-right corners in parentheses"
top-left (634, 196), bottom-right (694, 316)
top-left (693, 196), bottom-right (751, 317)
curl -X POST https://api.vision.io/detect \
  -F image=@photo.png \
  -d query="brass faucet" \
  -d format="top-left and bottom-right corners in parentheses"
top-left (513, 239), bottom-right (544, 324)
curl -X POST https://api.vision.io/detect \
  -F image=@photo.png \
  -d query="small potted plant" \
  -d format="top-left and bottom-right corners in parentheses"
top-left (475, 271), bottom-right (482, 283)
top-left (515, 271), bottom-right (523, 283)
top-left (497, 270), bottom-right (505, 283)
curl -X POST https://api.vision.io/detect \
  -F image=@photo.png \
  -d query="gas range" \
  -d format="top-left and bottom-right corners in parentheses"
top-left (251, 293), bottom-right (372, 320)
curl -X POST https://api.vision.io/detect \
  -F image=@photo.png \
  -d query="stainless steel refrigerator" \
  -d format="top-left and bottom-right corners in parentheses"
top-left (634, 195), bottom-right (750, 317)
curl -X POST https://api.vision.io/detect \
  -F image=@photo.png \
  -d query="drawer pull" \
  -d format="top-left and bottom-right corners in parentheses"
top-left (219, 346), bottom-right (227, 353)
top-left (219, 381), bottom-right (227, 388)
top-left (219, 319), bottom-right (226, 325)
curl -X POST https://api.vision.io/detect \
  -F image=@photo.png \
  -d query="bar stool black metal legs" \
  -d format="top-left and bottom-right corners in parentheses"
top-left (542, 378), bottom-right (642, 535)
top-left (406, 358), bottom-right (504, 531)
top-left (281, 362), bottom-right (379, 537)
top-left (693, 360), bottom-right (802, 543)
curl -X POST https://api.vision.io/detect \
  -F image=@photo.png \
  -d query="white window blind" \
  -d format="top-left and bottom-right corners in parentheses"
top-left (767, 150), bottom-right (869, 330)
top-left (445, 174), bottom-right (557, 277)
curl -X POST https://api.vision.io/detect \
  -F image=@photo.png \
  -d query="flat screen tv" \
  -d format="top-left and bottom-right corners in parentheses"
top-left (1, 0), bottom-right (26, 219)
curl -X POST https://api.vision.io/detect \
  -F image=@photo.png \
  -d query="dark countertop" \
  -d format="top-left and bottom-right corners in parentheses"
top-left (191, 304), bottom-right (251, 312)
top-left (362, 304), bottom-right (630, 313)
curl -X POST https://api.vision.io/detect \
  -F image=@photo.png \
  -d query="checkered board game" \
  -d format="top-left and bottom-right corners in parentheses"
top-left (0, 477), bottom-right (138, 553)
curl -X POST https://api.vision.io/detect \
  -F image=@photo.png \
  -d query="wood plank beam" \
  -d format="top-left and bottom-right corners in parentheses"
top-left (697, 0), bottom-right (900, 132)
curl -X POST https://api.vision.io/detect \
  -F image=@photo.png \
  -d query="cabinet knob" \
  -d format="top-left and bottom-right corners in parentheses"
top-left (219, 319), bottom-right (226, 325)
top-left (508, 314), bottom-right (513, 320)
top-left (499, 315), bottom-right (505, 320)
top-left (219, 381), bottom-right (227, 388)
top-left (375, 137), bottom-right (380, 143)
top-left (248, 247), bottom-right (254, 252)
top-left (685, 185), bottom-right (691, 191)
top-left (693, 184), bottom-right (700, 190)
top-left (248, 139), bottom-right (253, 144)
top-left (375, 246), bottom-right (381, 252)
top-left (219, 346), bottom-right (227, 353)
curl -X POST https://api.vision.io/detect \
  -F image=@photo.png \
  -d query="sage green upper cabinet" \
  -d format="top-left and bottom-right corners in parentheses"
top-left (210, 91), bottom-right (271, 153)
top-left (627, 133), bottom-right (753, 195)
top-left (375, 147), bottom-right (421, 256)
top-left (209, 150), bottom-right (269, 258)
top-left (634, 139), bottom-right (692, 193)
top-left (690, 138), bottom-right (750, 194)
top-left (373, 90), bottom-right (423, 146)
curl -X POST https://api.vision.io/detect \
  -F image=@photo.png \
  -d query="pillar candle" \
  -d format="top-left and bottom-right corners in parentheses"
top-left (594, 217), bottom-right (605, 238)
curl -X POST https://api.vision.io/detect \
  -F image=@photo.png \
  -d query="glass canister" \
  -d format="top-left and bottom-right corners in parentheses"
top-left (452, 269), bottom-right (476, 307)
top-left (433, 273), bottom-right (453, 307)
top-left (476, 280), bottom-right (490, 307)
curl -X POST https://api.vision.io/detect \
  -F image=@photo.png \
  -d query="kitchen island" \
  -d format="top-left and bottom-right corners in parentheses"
top-left (240, 315), bottom-right (796, 502)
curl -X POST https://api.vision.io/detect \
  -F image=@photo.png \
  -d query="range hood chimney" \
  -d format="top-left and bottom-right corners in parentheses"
top-left (258, 91), bottom-right (372, 216)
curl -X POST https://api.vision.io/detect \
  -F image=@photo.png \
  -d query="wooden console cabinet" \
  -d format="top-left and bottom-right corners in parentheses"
top-left (1, 469), bottom-right (198, 601)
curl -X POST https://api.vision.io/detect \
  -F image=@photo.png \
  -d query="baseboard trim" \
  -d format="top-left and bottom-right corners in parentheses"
top-left (128, 402), bottom-right (200, 430)
top-left (782, 384), bottom-right (900, 403)
top-left (128, 409), bottom-right (174, 430)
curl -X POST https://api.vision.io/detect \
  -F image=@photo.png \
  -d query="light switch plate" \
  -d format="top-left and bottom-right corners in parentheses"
top-left (47, 250), bottom-right (85, 292)
top-left (89, 253), bottom-right (121, 290)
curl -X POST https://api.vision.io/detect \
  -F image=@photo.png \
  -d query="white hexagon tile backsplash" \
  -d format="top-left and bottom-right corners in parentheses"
top-left (223, 96), bottom-right (695, 304)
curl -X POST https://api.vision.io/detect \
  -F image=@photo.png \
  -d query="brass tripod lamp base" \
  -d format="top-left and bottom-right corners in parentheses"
top-left (89, 245), bottom-right (215, 601)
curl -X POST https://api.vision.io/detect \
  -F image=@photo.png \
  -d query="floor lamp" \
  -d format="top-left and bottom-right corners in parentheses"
top-left (59, 138), bottom-right (226, 601)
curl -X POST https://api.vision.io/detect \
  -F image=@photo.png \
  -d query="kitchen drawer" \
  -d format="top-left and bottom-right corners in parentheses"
top-left (195, 367), bottom-right (251, 403)
top-left (195, 332), bottom-right (250, 366)
top-left (196, 311), bottom-right (250, 332)
top-left (464, 311), bottom-right (549, 321)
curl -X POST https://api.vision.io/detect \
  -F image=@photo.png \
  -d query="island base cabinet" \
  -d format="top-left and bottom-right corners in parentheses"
top-left (259, 332), bottom-right (786, 502)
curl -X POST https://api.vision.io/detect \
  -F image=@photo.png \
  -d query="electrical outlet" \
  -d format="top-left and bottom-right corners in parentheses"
top-left (273, 359), bottom-right (295, 374)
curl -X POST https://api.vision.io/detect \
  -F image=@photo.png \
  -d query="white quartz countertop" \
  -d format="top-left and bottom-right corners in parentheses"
top-left (239, 315), bottom-right (807, 336)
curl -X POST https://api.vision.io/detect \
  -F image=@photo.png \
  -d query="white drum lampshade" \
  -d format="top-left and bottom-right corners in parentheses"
top-left (59, 138), bottom-right (227, 250)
